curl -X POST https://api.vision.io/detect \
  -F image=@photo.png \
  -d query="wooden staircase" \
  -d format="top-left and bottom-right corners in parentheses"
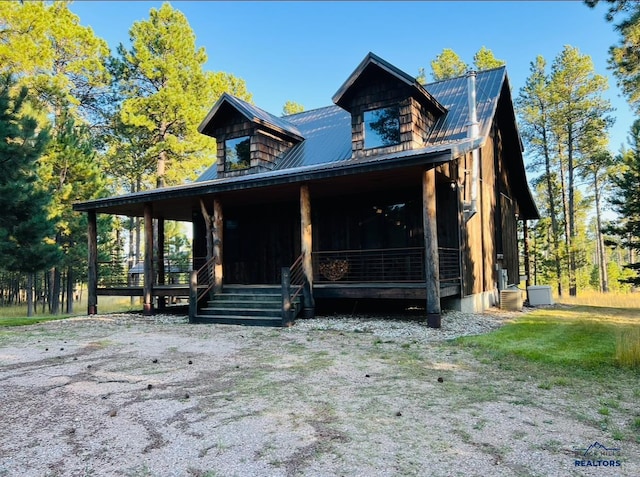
top-left (192, 285), bottom-right (300, 327)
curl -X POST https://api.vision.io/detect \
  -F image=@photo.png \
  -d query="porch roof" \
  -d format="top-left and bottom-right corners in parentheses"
top-left (73, 145), bottom-right (453, 221)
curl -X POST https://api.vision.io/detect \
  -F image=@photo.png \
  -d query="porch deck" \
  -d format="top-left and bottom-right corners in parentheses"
top-left (96, 282), bottom-right (460, 300)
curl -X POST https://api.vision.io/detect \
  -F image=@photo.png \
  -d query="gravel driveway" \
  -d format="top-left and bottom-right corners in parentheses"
top-left (0, 310), bottom-right (638, 476)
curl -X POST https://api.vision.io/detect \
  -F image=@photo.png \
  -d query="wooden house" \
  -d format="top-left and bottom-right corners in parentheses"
top-left (73, 52), bottom-right (538, 327)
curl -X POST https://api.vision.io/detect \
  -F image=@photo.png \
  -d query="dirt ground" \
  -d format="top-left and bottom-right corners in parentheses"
top-left (0, 313), bottom-right (638, 477)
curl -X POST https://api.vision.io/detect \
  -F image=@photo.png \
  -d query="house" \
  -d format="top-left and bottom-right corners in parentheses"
top-left (73, 52), bottom-right (538, 327)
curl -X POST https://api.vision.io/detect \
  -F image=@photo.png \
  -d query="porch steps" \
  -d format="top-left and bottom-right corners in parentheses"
top-left (193, 285), bottom-right (299, 327)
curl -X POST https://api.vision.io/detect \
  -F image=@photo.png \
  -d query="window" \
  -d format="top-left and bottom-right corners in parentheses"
top-left (364, 106), bottom-right (400, 149)
top-left (225, 136), bottom-right (251, 171)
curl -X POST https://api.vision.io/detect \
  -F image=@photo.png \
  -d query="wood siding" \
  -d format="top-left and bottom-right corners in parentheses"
top-left (461, 113), bottom-right (523, 296)
top-left (211, 109), bottom-right (296, 178)
top-left (342, 68), bottom-right (440, 158)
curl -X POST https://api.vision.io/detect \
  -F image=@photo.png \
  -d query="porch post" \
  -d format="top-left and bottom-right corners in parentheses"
top-left (523, 219), bottom-right (531, 303)
top-left (143, 203), bottom-right (154, 315)
top-left (87, 210), bottom-right (98, 315)
top-left (213, 199), bottom-right (223, 294)
top-left (157, 217), bottom-right (166, 310)
top-left (300, 184), bottom-right (315, 318)
top-left (423, 168), bottom-right (441, 328)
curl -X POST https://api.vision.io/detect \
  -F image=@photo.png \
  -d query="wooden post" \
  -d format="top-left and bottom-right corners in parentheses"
top-left (87, 210), bottom-right (98, 315)
top-left (423, 168), bottom-right (441, 328)
top-left (281, 267), bottom-right (292, 325)
top-left (157, 217), bottom-right (166, 310)
top-left (143, 203), bottom-right (154, 315)
top-left (189, 270), bottom-right (197, 323)
top-left (213, 199), bottom-right (223, 294)
top-left (300, 184), bottom-right (315, 318)
top-left (523, 219), bottom-right (531, 303)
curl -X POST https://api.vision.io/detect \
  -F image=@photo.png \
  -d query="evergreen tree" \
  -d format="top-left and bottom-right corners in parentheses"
top-left (114, 2), bottom-right (252, 187)
top-left (0, 76), bottom-right (59, 316)
top-left (282, 101), bottom-right (304, 115)
top-left (473, 46), bottom-right (505, 71)
top-left (586, 1), bottom-right (640, 112)
top-left (517, 56), bottom-right (565, 295)
top-left (38, 112), bottom-right (108, 313)
top-left (0, 0), bottom-right (112, 125)
top-left (418, 47), bottom-right (505, 84)
top-left (608, 120), bottom-right (640, 286)
top-left (430, 48), bottom-right (468, 81)
top-left (549, 45), bottom-right (614, 295)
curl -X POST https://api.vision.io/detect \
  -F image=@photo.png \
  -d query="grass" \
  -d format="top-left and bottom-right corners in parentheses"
top-left (458, 303), bottom-right (640, 373)
top-left (555, 289), bottom-right (640, 309)
top-left (0, 295), bottom-right (141, 325)
top-left (616, 326), bottom-right (640, 368)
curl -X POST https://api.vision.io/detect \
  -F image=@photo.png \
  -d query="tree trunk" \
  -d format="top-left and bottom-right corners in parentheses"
top-left (42, 271), bottom-right (47, 314)
top-left (567, 128), bottom-right (577, 296)
top-left (66, 266), bottom-right (74, 314)
top-left (594, 171), bottom-right (609, 292)
top-left (542, 135), bottom-right (563, 296)
top-left (49, 267), bottom-right (61, 315)
top-left (200, 199), bottom-right (213, 261)
top-left (27, 273), bottom-right (34, 317)
top-left (558, 149), bottom-right (573, 296)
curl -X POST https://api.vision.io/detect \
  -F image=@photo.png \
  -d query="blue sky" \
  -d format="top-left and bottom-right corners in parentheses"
top-left (70, 0), bottom-right (635, 156)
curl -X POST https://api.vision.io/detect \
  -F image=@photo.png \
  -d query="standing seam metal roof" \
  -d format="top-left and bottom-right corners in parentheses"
top-left (196, 67), bottom-right (506, 183)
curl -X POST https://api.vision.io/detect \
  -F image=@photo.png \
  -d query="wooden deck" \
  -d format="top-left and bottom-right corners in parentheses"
top-left (97, 284), bottom-right (191, 297)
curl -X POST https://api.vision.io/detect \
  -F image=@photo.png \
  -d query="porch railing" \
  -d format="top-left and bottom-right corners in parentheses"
top-left (96, 254), bottom-right (199, 288)
top-left (313, 247), bottom-right (460, 284)
top-left (281, 254), bottom-right (304, 325)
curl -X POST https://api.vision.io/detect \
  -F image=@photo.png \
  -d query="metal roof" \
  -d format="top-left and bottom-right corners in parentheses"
top-left (425, 66), bottom-right (505, 145)
top-left (198, 92), bottom-right (303, 140)
top-left (196, 68), bottom-right (504, 183)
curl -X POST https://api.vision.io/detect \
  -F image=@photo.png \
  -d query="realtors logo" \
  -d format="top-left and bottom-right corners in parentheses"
top-left (574, 441), bottom-right (621, 467)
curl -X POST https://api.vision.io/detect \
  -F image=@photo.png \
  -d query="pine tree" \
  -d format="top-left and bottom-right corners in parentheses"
top-left (430, 48), bottom-right (468, 81)
top-left (609, 120), bottom-right (640, 286)
top-left (473, 46), bottom-right (505, 71)
top-left (114, 2), bottom-right (252, 187)
top-left (0, 76), bottom-right (59, 316)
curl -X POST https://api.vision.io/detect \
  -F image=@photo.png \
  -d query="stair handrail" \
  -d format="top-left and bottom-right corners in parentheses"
top-left (281, 254), bottom-right (305, 325)
top-left (195, 255), bottom-right (217, 303)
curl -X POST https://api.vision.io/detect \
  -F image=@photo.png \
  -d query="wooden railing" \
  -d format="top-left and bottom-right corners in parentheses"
top-left (189, 255), bottom-right (217, 322)
top-left (281, 254), bottom-right (305, 325)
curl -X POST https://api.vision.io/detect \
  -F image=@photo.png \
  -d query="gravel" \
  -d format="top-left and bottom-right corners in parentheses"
top-left (0, 308), bottom-right (638, 477)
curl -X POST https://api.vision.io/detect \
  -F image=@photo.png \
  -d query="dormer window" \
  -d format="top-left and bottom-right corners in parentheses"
top-left (225, 136), bottom-right (251, 171)
top-left (364, 106), bottom-right (400, 149)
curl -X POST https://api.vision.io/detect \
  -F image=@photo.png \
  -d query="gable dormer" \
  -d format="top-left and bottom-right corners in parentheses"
top-left (198, 93), bottom-right (304, 178)
top-left (332, 52), bottom-right (446, 158)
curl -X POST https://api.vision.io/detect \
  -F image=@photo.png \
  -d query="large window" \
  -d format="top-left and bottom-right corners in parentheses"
top-left (364, 106), bottom-right (400, 149)
top-left (225, 136), bottom-right (251, 171)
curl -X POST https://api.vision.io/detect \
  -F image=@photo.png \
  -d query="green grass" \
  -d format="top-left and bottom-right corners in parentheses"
top-left (458, 305), bottom-right (640, 373)
top-left (0, 315), bottom-right (72, 327)
top-left (0, 295), bottom-right (141, 325)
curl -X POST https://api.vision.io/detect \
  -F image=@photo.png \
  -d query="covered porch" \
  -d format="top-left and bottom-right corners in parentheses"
top-left (76, 152), bottom-right (460, 327)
